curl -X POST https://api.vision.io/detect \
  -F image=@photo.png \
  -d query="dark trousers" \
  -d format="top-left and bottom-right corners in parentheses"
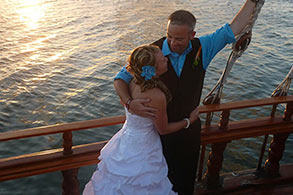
top-left (160, 119), bottom-right (201, 195)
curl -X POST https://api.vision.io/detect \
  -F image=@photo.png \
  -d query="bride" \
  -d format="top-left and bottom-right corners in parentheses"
top-left (83, 45), bottom-right (199, 195)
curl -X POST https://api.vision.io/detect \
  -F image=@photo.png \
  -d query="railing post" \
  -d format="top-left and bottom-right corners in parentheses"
top-left (283, 102), bottom-right (293, 122)
top-left (197, 144), bottom-right (206, 181)
top-left (63, 131), bottom-right (73, 155)
top-left (203, 110), bottom-right (230, 189)
top-left (263, 102), bottom-right (293, 176)
top-left (62, 131), bottom-right (80, 195)
top-left (219, 109), bottom-right (230, 130)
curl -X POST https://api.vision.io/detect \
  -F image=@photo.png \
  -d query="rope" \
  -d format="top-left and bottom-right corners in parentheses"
top-left (203, 0), bottom-right (265, 107)
top-left (257, 65), bottom-right (292, 170)
top-left (272, 66), bottom-right (293, 97)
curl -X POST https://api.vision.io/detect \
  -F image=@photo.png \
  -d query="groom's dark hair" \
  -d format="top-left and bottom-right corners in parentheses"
top-left (168, 10), bottom-right (196, 31)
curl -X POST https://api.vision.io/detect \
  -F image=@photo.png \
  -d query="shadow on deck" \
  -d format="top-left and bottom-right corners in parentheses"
top-left (195, 164), bottom-right (293, 195)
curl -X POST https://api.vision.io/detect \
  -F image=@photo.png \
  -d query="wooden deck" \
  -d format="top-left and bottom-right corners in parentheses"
top-left (195, 164), bottom-right (293, 194)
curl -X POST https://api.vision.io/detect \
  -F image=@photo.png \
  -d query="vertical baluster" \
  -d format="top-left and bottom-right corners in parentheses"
top-left (197, 144), bottom-right (206, 181)
top-left (263, 133), bottom-right (289, 176)
top-left (257, 103), bottom-right (278, 171)
top-left (62, 131), bottom-right (80, 195)
top-left (203, 142), bottom-right (227, 188)
top-left (198, 112), bottom-right (213, 182)
top-left (205, 112), bottom-right (212, 126)
top-left (263, 102), bottom-right (293, 176)
top-left (203, 110), bottom-right (230, 189)
top-left (62, 168), bottom-right (80, 195)
top-left (283, 102), bottom-right (293, 121)
top-left (219, 110), bottom-right (230, 130)
top-left (63, 131), bottom-right (73, 155)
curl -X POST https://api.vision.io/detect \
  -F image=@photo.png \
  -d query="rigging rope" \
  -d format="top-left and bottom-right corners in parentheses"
top-left (203, 0), bottom-right (265, 107)
top-left (272, 66), bottom-right (293, 97)
top-left (257, 65), bottom-right (292, 170)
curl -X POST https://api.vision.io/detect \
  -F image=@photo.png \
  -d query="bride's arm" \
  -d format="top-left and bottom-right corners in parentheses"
top-left (149, 89), bottom-right (199, 135)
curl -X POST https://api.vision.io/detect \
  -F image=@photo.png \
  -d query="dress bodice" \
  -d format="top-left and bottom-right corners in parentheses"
top-left (123, 108), bottom-right (156, 135)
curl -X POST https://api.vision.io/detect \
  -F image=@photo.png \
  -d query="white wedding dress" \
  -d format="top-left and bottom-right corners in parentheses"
top-left (83, 108), bottom-right (176, 195)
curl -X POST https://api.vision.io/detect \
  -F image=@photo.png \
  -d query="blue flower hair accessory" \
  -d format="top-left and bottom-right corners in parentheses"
top-left (141, 65), bottom-right (156, 81)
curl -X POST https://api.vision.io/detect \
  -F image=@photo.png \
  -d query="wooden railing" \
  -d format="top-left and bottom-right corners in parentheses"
top-left (1, 96), bottom-right (293, 194)
top-left (198, 96), bottom-right (293, 190)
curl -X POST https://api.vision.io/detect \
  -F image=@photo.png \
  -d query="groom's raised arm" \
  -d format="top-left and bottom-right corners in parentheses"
top-left (230, 0), bottom-right (259, 36)
top-left (114, 67), bottom-right (158, 119)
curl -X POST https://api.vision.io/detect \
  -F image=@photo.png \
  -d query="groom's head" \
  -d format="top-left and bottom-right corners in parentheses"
top-left (166, 10), bottom-right (196, 54)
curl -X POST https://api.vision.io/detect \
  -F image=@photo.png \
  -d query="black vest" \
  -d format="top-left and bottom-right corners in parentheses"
top-left (153, 37), bottom-right (205, 123)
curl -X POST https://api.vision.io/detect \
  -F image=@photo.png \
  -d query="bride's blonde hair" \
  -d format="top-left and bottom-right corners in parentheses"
top-left (126, 45), bottom-right (171, 102)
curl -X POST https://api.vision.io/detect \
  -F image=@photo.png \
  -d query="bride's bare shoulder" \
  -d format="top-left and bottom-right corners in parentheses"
top-left (144, 88), bottom-right (166, 104)
top-left (130, 81), bottom-right (166, 106)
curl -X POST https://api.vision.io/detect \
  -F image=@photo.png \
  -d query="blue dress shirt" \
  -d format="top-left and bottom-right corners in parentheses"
top-left (115, 23), bottom-right (235, 83)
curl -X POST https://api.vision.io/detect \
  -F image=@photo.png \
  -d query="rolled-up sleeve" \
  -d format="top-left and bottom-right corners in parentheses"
top-left (114, 66), bottom-right (133, 84)
top-left (199, 23), bottom-right (236, 70)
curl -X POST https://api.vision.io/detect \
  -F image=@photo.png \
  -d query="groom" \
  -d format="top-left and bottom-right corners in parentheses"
top-left (114, 0), bottom-right (259, 194)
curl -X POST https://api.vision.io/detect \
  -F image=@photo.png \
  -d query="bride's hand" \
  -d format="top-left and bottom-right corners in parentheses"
top-left (189, 106), bottom-right (199, 124)
top-left (129, 98), bottom-right (158, 119)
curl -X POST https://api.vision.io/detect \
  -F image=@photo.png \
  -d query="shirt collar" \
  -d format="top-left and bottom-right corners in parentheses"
top-left (162, 38), bottom-right (193, 57)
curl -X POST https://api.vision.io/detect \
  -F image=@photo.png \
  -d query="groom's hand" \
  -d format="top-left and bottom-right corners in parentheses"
top-left (129, 98), bottom-right (158, 119)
